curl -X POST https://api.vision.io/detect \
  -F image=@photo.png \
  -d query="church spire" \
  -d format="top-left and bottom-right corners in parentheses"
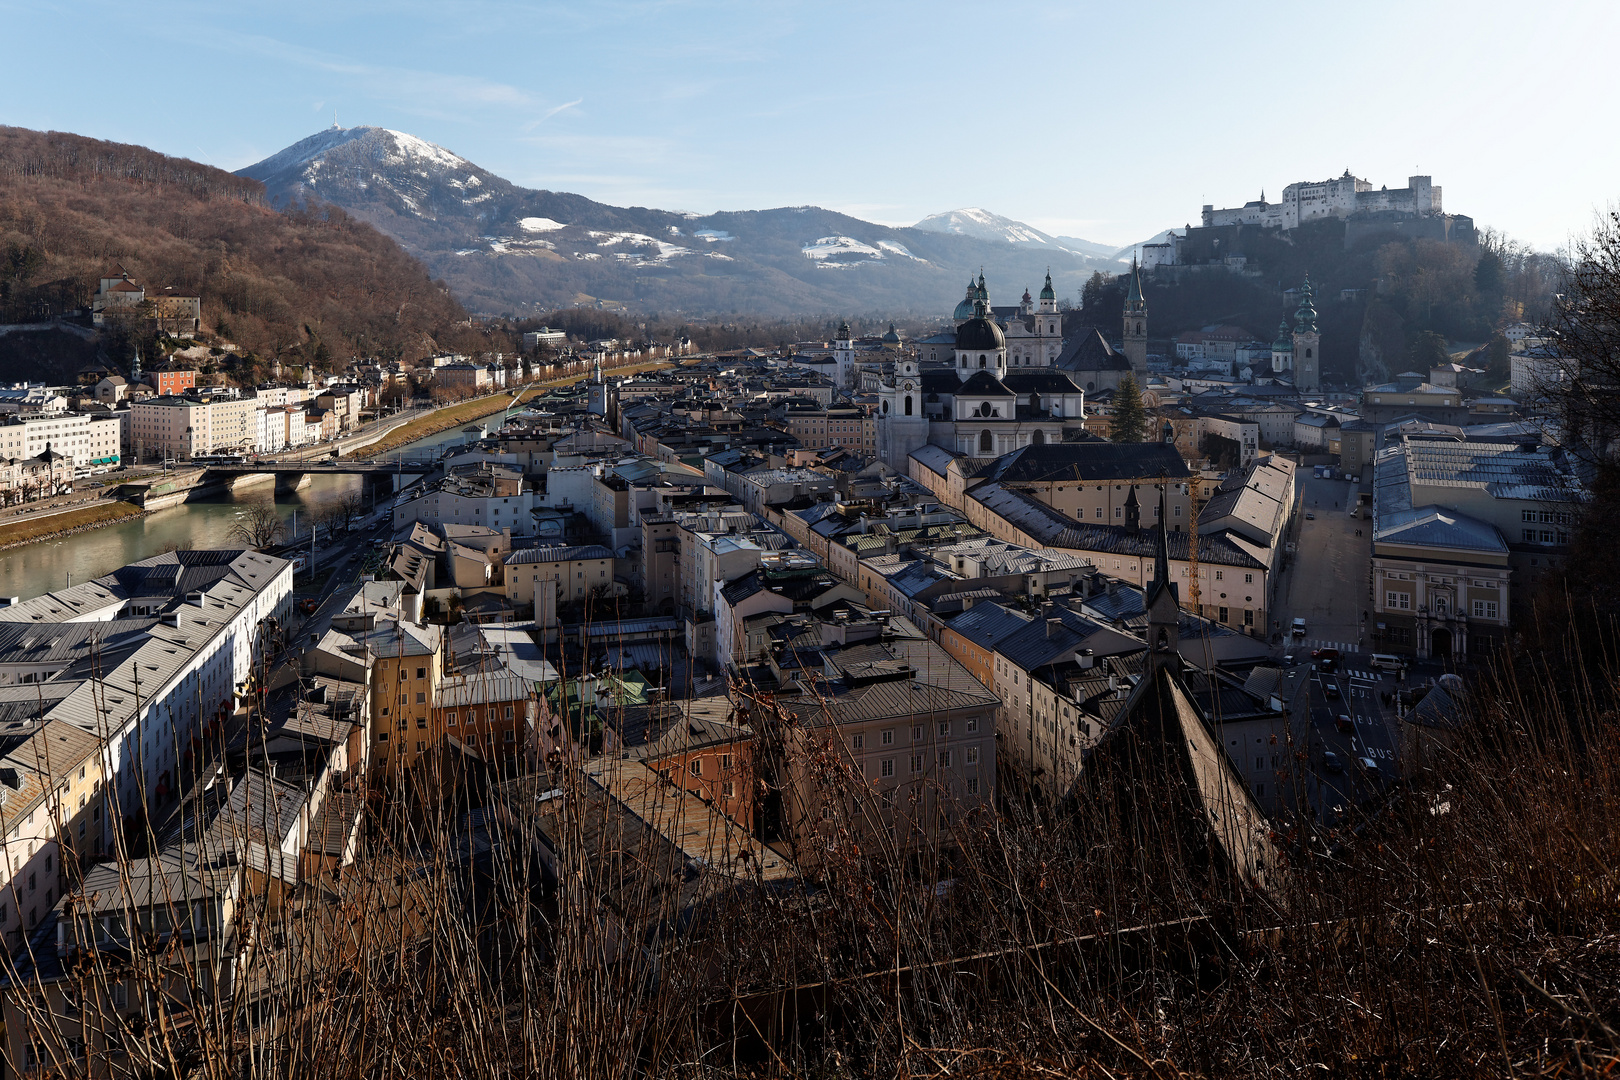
top-left (1145, 482), bottom-right (1180, 664)
top-left (1125, 256), bottom-right (1146, 314)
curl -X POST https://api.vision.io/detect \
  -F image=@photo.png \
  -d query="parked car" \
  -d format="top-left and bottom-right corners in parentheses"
top-left (1305, 511), bottom-right (1316, 520)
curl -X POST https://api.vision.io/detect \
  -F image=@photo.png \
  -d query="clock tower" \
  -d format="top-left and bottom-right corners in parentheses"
top-left (877, 352), bottom-right (929, 472)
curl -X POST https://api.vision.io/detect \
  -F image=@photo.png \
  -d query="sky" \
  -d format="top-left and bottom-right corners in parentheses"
top-left (3, 0), bottom-right (1615, 251)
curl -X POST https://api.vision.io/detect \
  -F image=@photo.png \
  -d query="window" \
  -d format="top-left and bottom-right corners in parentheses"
top-left (416, 717), bottom-right (427, 729)
top-left (379, 732), bottom-right (389, 742)
top-left (416, 741), bottom-right (425, 753)
top-left (1522, 509), bottom-right (1537, 523)
top-left (938, 750), bottom-right (952, 768)
top-left (399, 668), bottom-right (407, 681)
top-left (447, 711), bottom-right (457, 726)
top-left (967, 777), bottom-right (980, 795)
top-left (398, 693), bottom-right (408, 704)
top-left (910, 754), bottom-right (922, 774)
top-left (688, 760), bottom-right (702, 777)
top-left (965, 717), bottom-right (978, 733)
top-left (1473, 599), bottom-right (1499, 619)
top-left (415, 692), bottom-right (425, 704)
top-left (719, 753), bottom-right (732, 770)
top-left (504, 730), bottom-right (515, 743)
top-left (1245, 573), bottom-right (1253, 584)
top-left (416, 667), bottom-right (426, 680)
top-left (1386, 591), bottom-right (1410, 610)
top-left (937, 721), bottom-right (949, 737)
top-left (1095, 507), bottom-right (1103, 519)
top-left (721, 781), bottom-right (735, 798)
top-left (966, 747), bottom-right (979, 765)
top-left (881, 758), bottom-right (894, 778)
top-left (912, 725), bottom-right (923, 742)
top-left (851, 734), bottom-right (864, 751)
top-left (1244, 609), bottom-right (1254, 627)
top-left (881, 729), bottom-right (893, 745)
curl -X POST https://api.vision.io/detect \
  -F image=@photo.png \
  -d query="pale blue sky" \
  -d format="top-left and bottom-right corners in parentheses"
top-left (3, 0), bottom-right (1613, 249)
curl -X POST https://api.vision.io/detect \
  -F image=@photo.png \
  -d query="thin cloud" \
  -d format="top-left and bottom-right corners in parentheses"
top-left (524, 98), bottom-right (583, 131)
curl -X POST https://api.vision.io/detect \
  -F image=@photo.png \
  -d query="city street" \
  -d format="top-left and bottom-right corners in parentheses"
top-left (1302, 663), bottom-right (1397, 824)
top-left (1282, 471), bottom-right (1371, 654)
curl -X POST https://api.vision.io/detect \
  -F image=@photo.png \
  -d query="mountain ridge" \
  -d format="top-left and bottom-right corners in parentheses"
top-left (238, 127), bottom-right (1121, 319)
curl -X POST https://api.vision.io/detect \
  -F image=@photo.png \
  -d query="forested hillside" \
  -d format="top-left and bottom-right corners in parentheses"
top-left (0, 126), bottom-right (477, 372)
top-left (1072, 218), bottom-right (1564, 384)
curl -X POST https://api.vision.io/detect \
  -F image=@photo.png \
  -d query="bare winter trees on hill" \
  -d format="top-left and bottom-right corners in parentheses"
top-left (0, 125), bottom-right (471, 362)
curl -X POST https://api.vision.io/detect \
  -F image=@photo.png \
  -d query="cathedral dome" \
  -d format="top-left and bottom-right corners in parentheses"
top-left (955, 315), bottom-right (1006, 352)
top-left (882, 323), bottom-right (901, 344)
top-left (1039, 272), bottom-right (1056, 301)
top-left (953, 297), bottom-right (975, 321)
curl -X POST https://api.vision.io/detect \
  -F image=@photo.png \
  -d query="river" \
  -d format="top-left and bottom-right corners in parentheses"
top-left (0, 422), bottom-right (485, 602)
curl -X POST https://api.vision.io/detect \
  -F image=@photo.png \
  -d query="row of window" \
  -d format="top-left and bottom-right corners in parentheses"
top-left (875, 747), bottom-right (981, 776)
top-left (850, 718), bottom-right (980, 750)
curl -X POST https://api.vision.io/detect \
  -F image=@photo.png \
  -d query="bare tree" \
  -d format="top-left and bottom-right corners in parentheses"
top-left (1548, 209), bottom-right (1620, 464)
top-left (228, 499), bottom-right (285, 550)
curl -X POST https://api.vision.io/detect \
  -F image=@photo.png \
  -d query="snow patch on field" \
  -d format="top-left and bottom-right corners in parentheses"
top-left (519, 217), bottom-right (568, 233)
top-left (876, 240), bottom-right (926, 262)
top-left (802, 236), bottom-right (882, 260)
top-left (695, 229), bottom-right (734, 243)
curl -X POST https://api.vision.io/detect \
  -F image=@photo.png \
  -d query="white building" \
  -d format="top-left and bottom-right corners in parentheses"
top-left (129, 396), bottom-right (270, 460)
top-left (1203, 172), bottom-right (1442, 231)
top-left (0, 412), bottom-right (123, 469)
top-left (0, 550), bottom-right (294, 824)
top-left (0, 385), bottom-right (68, 416)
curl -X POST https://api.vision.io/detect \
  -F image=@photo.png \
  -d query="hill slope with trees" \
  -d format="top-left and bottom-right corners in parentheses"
top-left (0, 126), bottom-right (477, 377)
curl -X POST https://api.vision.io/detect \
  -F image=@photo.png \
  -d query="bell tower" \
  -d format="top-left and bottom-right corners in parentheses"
top-left (834, 320), bottom-right (855, 391)
top-left (877, 353), bottom-right (928, 471)
top-left (1292, 275), bottom-right (1321, 392)
top-left (1122, 257), bottom-right (1148, 377)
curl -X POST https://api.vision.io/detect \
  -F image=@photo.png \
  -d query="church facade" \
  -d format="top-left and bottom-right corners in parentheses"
top-left (877, 274), bottom-right (1091, 470)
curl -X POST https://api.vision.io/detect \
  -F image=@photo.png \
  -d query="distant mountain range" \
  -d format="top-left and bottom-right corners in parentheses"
top-left (911, 208), bottom-right (1122, 262)
top-left (238, 127), bottom-right (1128, 319)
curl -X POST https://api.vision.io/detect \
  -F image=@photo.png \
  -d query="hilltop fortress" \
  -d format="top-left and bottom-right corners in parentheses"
top-left (1201, 170), bottom-right (1442, 231)
top-left (1143, 170), bottom-right (1474, 268)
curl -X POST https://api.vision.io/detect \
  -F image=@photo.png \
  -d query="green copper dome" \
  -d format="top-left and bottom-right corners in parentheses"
top-left (1039, 271), bottom-right (1055, 301)
top-left (1273, 318), bottom-right (1293, 351)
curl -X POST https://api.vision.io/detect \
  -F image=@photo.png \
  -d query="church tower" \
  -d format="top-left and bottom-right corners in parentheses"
top-left (1033, 270), bottom-right (1062, 366)
top-left (877, 350), bottom-right (929, 472)
top-left (1122, 257), bottom-right (1148, 377)
top-left (1270, 317), bottom-right (1293, 375)
top-left (1144, 485), bottom-right (1182, 673)
top-left (833, 320), bottom-right (855, 390)
top-left (1292, 275), bottom-right (1321, 392)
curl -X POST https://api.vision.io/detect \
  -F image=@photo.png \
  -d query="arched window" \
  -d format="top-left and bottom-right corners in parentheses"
top-left (1305, 348), bottom-right (1313, 358)
top-left (881, 400), bottom-right (889, 414)
top-left (1135, 322), bottom-right (1143, 334)
top-left (903, 396), bottom-right (913, 416)
top-left (978, 354), bottom-right (987, 369)
top-left (979, 430), bottom-right (993, 453)
top-left (1032, 429), bottom-right (1046, 445)
top-left (960, 355), bottom-right (967, 367)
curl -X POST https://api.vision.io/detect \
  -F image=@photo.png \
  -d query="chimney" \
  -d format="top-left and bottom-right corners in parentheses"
top-left (1046, 616), bottom-right (1063, 639)
top-left (1079, 648), bottom-right (1095, 670)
